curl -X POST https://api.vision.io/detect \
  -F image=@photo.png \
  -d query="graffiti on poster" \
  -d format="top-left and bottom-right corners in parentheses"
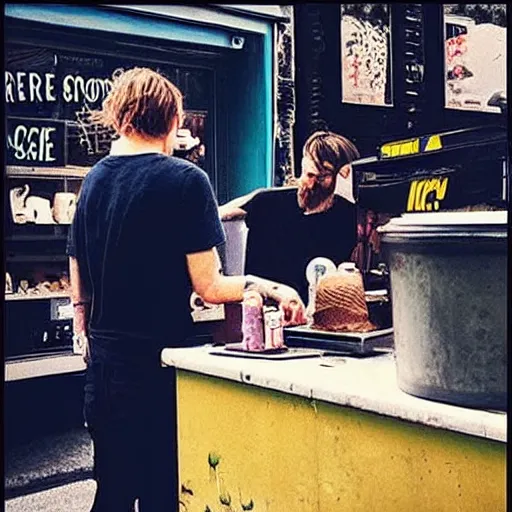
top-left (444, 4), bottom-right (507, 113)
top-left (341, 4), bottom-right (392, 106)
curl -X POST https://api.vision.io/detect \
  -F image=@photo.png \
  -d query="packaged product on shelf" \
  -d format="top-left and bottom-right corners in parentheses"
top-left (53, 192), bottom-right (77, 224)
top-left (59, 273), bottom-right (70, 291)
top-left (10, 185), bottom-right (30, 224)
top-left (5, 273), bottom-right (13, 294)
top-left (25, 196), bottom-right (55, 224)
top-left (17, 279), bottom-right (30, 294)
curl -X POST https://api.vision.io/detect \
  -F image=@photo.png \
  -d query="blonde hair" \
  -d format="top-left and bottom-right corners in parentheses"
top-left (90, 67), bottom-right (183, 139)
top-left (303, 131), bottom-right (360, 174)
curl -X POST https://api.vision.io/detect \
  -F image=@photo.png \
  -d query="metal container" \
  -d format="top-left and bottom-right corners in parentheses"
top-left (379, 211), bottom-right (507, 410)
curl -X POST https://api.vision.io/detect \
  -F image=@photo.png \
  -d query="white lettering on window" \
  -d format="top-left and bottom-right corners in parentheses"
top-left (5, 71), bottom-right (15, 103)
top-left (8, 125), bottom-right (28, 160)
top-left (7, 124), bottom-right (57, 162)
top-left (63, 74), bottom-right (74, 102)
top-left (45, 73), bottom-right (57, 101)
top-left (26, 127), bottom-right (40, 160)
top-left (16, 72), bottom-right (27, 102)
top-left (29, 73), bottom-right (43, 102)
top-left (43, 127), bottom-right (56, 161)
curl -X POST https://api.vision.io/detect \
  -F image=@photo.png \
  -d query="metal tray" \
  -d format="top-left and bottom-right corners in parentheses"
top-left (209, 344), bottom-right (322, 361)
top-left (284, 326), bottom-right (394, 355)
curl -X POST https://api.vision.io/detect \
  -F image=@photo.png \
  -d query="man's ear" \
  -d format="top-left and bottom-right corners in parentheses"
top-left (339, 164), bottom-right (351, 179)
top-left (119, 124), bottom-right (134, 137)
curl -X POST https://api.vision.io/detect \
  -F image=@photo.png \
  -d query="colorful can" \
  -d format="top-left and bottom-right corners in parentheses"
top-left (241, 291), bottom-right (264, 351)
top-left (263, 306), bottom-right (284, 349)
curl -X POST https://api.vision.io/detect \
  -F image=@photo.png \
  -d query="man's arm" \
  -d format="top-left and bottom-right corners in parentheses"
top-left (186, 247), bottom-right (306, 326)
top-left (69, 256), bottom-right (91, 336)
top-left (218, 188), bottom-right (263, 220)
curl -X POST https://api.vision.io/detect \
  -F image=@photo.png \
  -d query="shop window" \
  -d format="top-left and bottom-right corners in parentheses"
top-left (444, 4), bottom-right (507, 113)
top-left (4, 41), bottom-right (215, 318)
top-left (340, 4), bottom-right (393, 107)
top-left (5, 42), bottom-right (214, 171)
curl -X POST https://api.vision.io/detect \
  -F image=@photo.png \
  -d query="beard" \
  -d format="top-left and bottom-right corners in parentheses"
top-left (297, 181), bottom-right (335, 212)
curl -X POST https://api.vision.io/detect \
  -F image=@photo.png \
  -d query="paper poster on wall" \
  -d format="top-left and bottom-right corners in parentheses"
top-left (341, 4), bottom-right (392, 107)
top-left (444, 4), bottom-right (507, 113)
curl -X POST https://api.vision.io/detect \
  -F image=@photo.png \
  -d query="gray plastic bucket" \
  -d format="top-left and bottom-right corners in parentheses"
top-left (379, 211), bottom-right (507, 410)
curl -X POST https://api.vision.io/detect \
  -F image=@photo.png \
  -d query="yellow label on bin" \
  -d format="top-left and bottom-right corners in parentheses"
top-left (381, 134), bottom-right (443, 159)
top-left (381, 138), bottom-right (420, 159)
top-left (406, 177), bottom-right (449, 212)
top-left (424, 134), bottom-right (442, 152)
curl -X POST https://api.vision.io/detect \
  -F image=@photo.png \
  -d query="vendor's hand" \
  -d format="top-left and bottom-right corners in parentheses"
top-left (218, 205), bottom-right (247, 221)
top-left (273, 285), bottom-right (307, 327)
top-left (244, 275), bottom-right (307, 326)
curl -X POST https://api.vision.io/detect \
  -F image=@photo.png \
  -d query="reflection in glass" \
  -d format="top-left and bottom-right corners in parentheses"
top-left (341, 4), bottom-right (392, 106)
top-left (174, 111), bottom-right (207, 169)
top-left (444, 4), bottom-right (507, 113)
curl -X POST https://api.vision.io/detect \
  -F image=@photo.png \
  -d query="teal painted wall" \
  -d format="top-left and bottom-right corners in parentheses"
top-left (220, 28), bottom-right (274, 201)
top-left (4, 4), bottom-right (234, 48)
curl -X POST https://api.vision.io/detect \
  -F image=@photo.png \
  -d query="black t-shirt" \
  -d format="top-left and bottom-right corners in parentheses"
top-left (67, 153), bottom-right (225, 346)
top-left (244, 187), bottom-right (356, 303)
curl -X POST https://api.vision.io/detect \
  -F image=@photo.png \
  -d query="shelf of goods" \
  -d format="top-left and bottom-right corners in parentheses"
top-left (5, 292), bottom-right (70, 302)
top-left (5, 166), bottom-right (84, 375)
top-left (6, 165), bottom-right (90, 179)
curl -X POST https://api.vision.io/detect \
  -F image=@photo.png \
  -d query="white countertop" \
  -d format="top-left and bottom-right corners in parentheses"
top-left (161, 345), bottom-right (506, 443)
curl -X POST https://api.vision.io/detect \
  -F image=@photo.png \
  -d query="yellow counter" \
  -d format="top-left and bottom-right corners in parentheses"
top-left (162, 347), bottom-right (506, 512)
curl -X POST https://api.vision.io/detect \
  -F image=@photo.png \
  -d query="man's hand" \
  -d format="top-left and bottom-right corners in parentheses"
top-left (69, 256), bottom-right (91, 364)
top-left (186, 249), bottom-right (307, 326)
top-left (244, 276), bottom-right (307, 327)
top-left (218, 188), bottom-right (263, 221)
top-left (273, 285), bottom-right (308, 327)
top-left (218, 204), bottom-right (247, 221)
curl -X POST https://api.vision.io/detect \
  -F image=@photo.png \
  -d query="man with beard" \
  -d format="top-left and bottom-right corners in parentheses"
top-left (219, 131), bottom-right (360, 303)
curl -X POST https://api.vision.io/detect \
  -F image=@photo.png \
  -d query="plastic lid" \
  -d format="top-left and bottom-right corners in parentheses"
top-left (338, 262), bottom-right (357, 272)
top-left (387, 211), bottom-right (506, 226)
top-left (305, 257), bottom-right (337, 284)
top-left (378, 210), bottom-right (507, 237)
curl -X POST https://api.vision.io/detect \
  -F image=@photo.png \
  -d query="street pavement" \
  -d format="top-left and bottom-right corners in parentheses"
top-left (5, 480), bottom-right (96, 512)
top-left (5, 368), bottom-right (95, 509)
top-left (5, 426), bottom-right (95, 510)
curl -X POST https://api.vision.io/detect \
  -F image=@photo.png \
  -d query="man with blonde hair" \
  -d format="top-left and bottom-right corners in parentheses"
top-left (68, 67), bottom-right (305, 511)
top-left (219, 131), bottom-right (360, 303)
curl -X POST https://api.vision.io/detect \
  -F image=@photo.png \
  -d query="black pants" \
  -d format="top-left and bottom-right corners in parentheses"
top-left (84, 336), bottom-right (178, 511)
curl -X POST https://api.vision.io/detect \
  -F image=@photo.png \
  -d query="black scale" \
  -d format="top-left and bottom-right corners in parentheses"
top-left (284, 326), bottom-right (394, 356)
